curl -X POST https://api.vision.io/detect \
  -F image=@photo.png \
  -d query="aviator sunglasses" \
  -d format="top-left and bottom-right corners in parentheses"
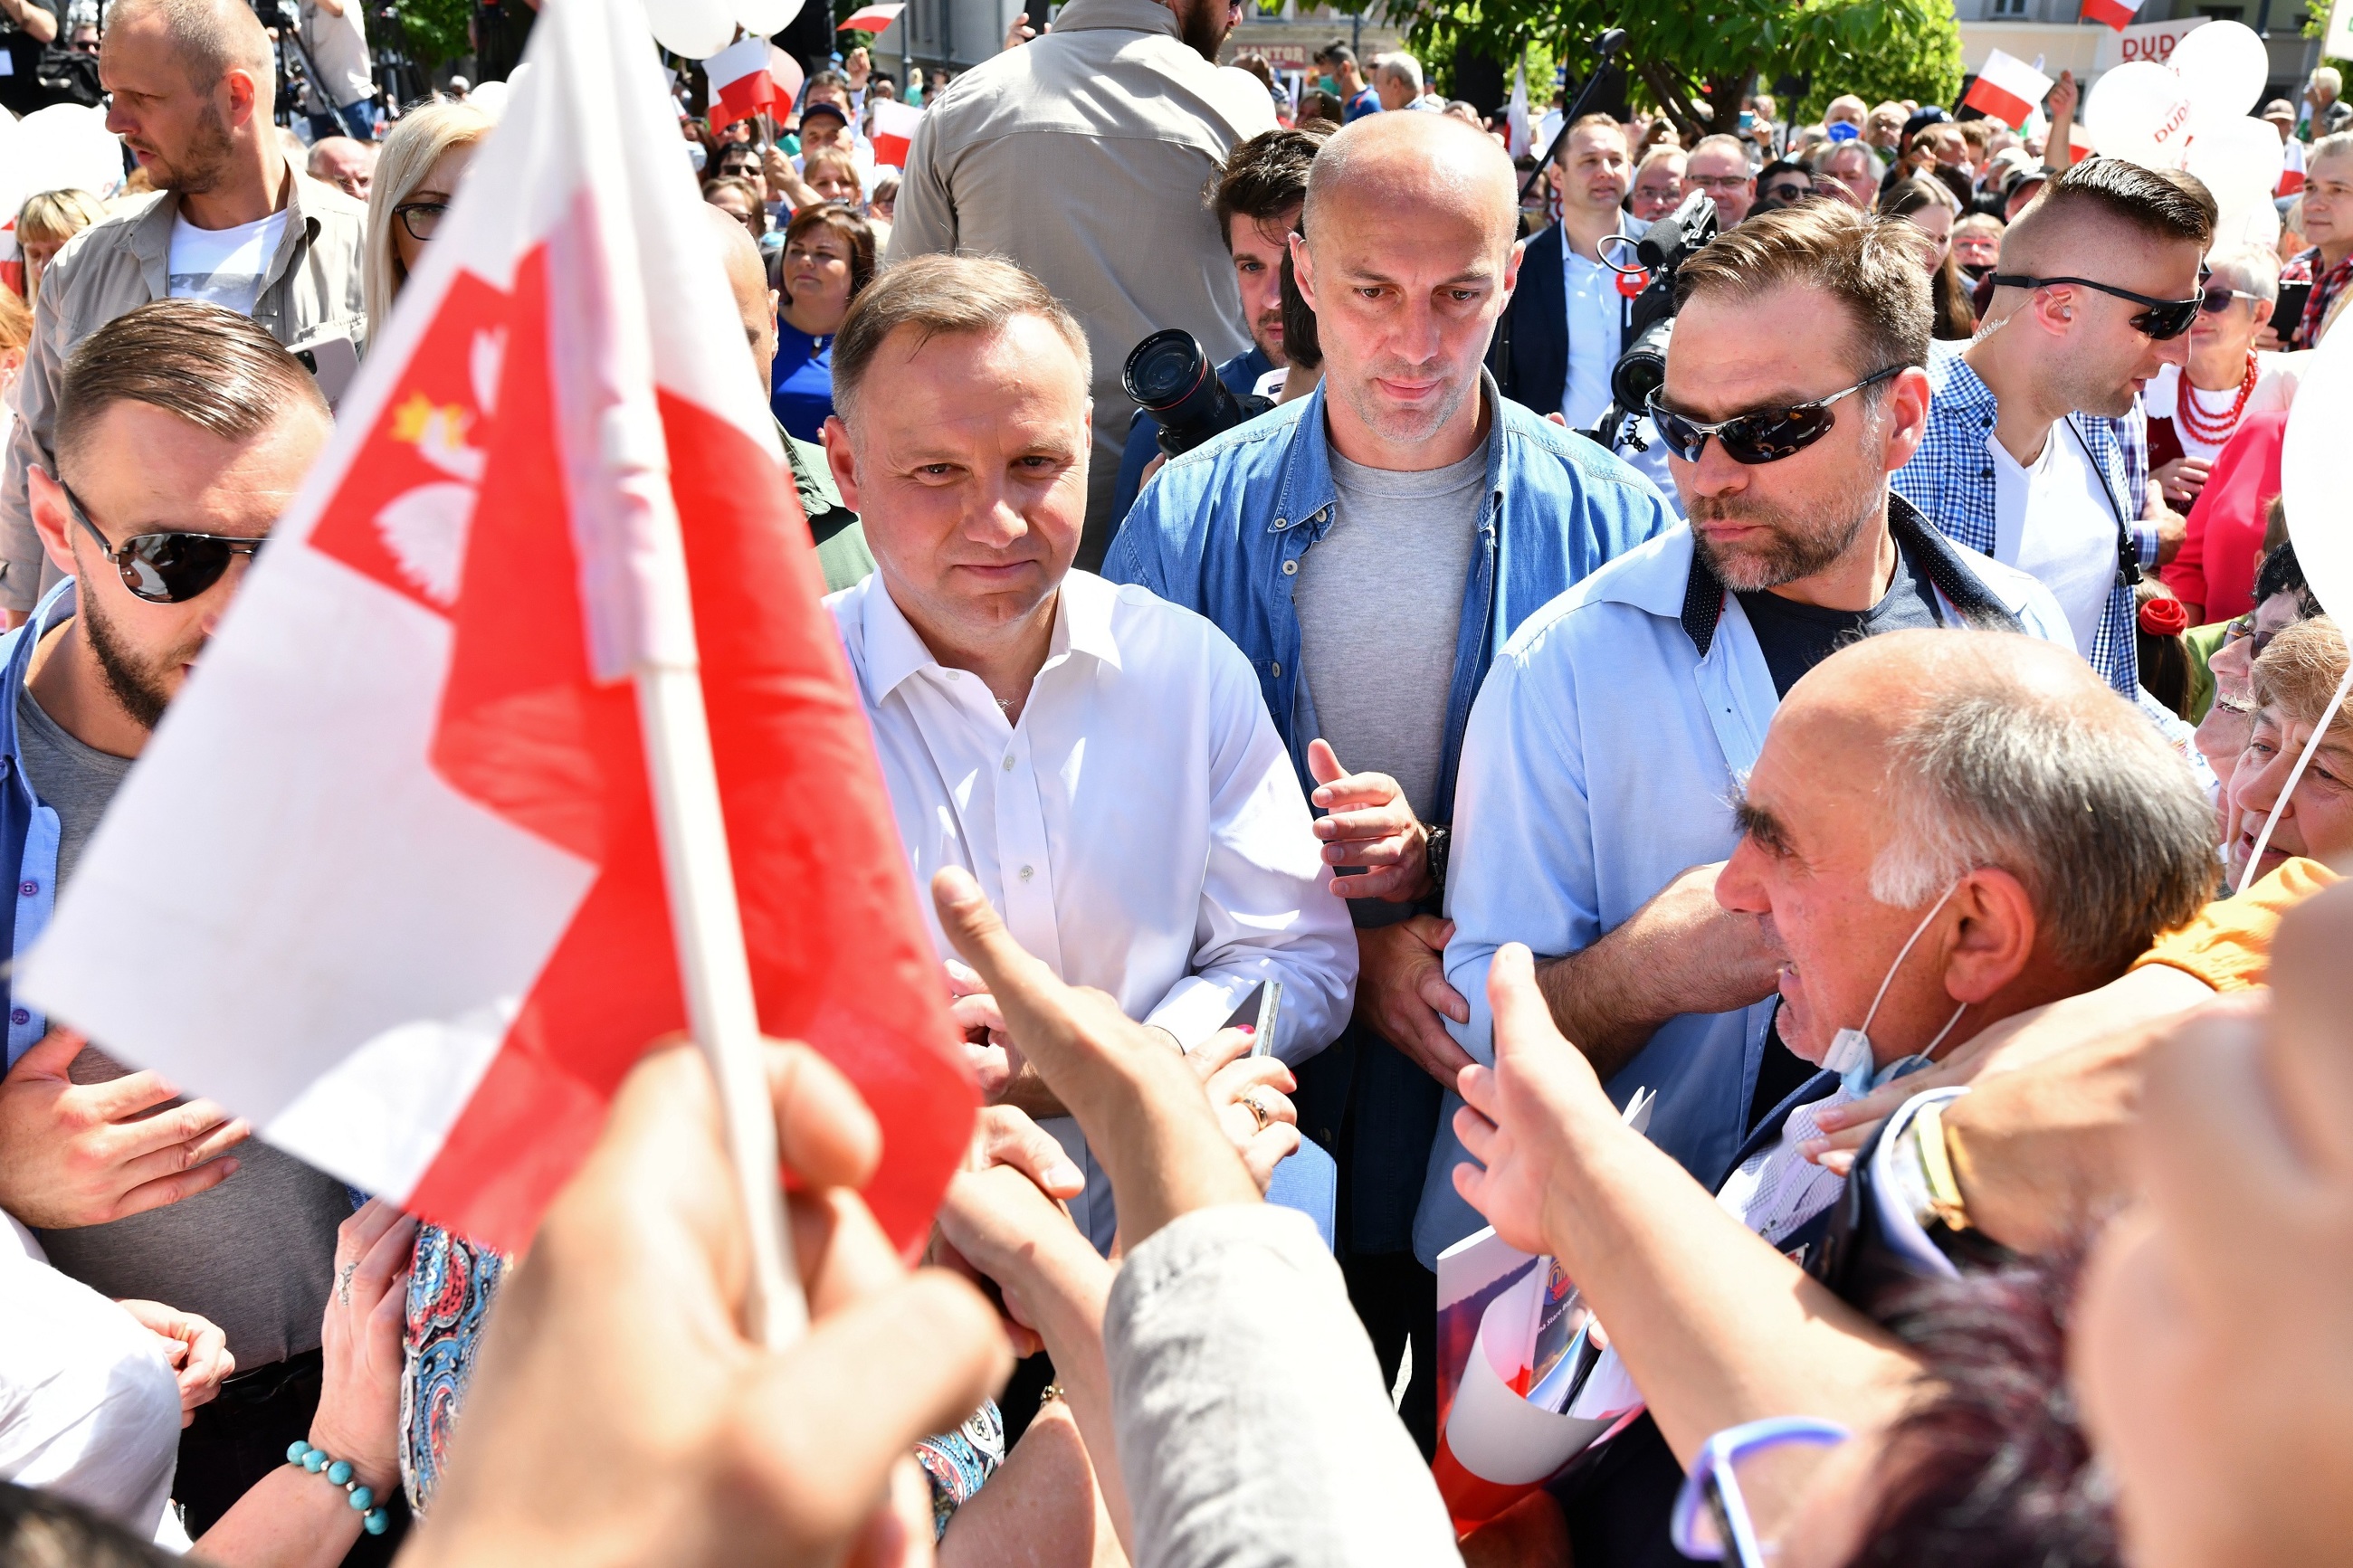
top-left (1646, 365), bottom-right (1904, 465)
top-left (62, 484), bottom-right (265, 603)
top-left (1985, 272), bottom-right (2205, 340)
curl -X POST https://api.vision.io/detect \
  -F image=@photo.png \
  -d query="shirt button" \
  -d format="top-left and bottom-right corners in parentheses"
top-left (1281, 559), bottom-right (1298, 575)
top-left (15, 880), bottom-right (33, 898)
top-left (944, 670), bottom-right (959, 680)
top-left (1019, 865), bottom-right (1034, 880)
top-left (1002, 755), bottom-right (1015, 771)
top-left (1271, 661), bottom-right (1281, 677)
top-left (9, 1009), bottom-right (27, 1027)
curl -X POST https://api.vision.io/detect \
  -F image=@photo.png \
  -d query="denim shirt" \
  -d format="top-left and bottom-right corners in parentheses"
top-left (1100, 371), bottom-right (1675, 820)
top-left (0, 579), bottom-right (79, 1068)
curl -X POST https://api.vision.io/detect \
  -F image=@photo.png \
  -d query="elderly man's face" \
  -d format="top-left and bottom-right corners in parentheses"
top-left (1629, 154), bottom-right (1685, 222)
top-left (1865, 106), bottom-right (1906, 149)
top-left (310, 138), bottom-right (376, 199)
top-left (824, 317), bottom-right (1091, 651)
top-left (1819, 146), bottom-right (1878, 210)
top-left (1684, 144), bottom-right (1754, 226)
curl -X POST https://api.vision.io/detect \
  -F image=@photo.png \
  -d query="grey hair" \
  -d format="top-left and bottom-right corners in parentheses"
top-left (1868, 688), bottom-right (2216, 976)
top-left (2207, 242), bottom-right (2282, 304)
top-left (1375, 52), bottom-right (1423, 96)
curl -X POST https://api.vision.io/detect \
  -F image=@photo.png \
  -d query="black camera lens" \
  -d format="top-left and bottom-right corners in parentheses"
top-left (1124, 329), bottom-right (1211, 412)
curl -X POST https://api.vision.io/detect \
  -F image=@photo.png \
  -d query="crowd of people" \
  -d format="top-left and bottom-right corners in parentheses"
top-left (4, 0), bottom-right (2353, 1564)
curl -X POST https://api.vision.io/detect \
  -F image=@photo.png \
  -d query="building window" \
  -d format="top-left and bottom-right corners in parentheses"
top-left (1991, 0), bottom-right (2028, 16)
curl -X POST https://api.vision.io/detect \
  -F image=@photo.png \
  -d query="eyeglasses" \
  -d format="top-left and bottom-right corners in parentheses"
top-left (1689, 174), bottom-right (1752, 192)
top-left (2224, 613), bottom-right (2283, 659)
top-left (1759, 181), bottom-right (1812, 202)
top-left (1986, 272), bottom-right (2205, 340)
top-left (1671, 1417), bottom-right (1852, 1566)
top-left (393, 201), bottom-right (449, 242)
top-left (1647, 365), bottom-right (1904, 465)
top-left (2200, 285), bottom-right (2261, 314)
top-left (61, 484), bottom-right (265, 604)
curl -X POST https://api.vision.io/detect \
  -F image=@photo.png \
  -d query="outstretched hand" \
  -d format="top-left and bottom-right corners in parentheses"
top-left (1307, 737), bottom-right (1433, 902)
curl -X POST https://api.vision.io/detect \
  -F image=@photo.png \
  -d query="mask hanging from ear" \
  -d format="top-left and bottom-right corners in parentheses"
top-left (1820, 880), bottom-right (1969, 1097)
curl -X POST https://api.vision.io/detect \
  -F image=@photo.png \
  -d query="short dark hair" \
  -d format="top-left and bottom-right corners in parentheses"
top-left (832, 254), bottom-right (1089, 429)
top-left (782, 202), bottom-right (878, 299)
top-left (1298, 90), bottom-right (1343, 126)
top-left (1209, 124), bottom-right (1332, 250)
top-left (2255, 538), bottom-right (2320, 618)
top-left (1552, 111), bottom-right (1625, 166)
top-left (53, 300), bottom-right (328, 472)
top-left (1280, 243), bottom-right (1320, 371)
top-left (1675, 200), bottom-right (1933, 385)
top-left (1317, 40), bottom-right (1357, 66)
top-left (2014, 155), bottom-right (2217, 253)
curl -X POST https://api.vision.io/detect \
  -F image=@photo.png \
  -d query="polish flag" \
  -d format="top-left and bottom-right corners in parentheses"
top-left (2082, 0), bottom-right (2144, 31)
top-left (836, 2), bottom-right (906, 31)
top-left (703, 36), bottom-right (778, 128)
top-left (1963, 50), bottom-right (2054, 129)
top-left (2280, 137), bottom-right (2307, 196)
top-left (869, 98), bottom-right (922, 167)
top-left (20, 0), bottom-right (974, 1260)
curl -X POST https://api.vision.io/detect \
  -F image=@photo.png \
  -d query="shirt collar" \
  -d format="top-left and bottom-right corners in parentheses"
top-left (854, 568), bottom-right (1121, 705)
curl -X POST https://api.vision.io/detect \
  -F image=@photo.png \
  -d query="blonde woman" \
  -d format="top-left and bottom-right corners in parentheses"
top-left (362, 99), bottom-right (496, 340)
top-left (14, 188), bottom-right (110, 305)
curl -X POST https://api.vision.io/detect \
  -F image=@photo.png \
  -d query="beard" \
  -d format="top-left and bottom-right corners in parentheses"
top-left (1335, 356), bottom-right (1476, 448)
top-left (1690, 470), bottom-right (1884, 593)
top-left (149, 103), bottom-right (235, 195)
top-left (1174, 0), bottom-right (1229, 62)
top-left (81, 588), bottom-right (198, 732)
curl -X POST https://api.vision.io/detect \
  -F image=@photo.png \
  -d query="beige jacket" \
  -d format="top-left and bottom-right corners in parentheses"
top-left (887, 0), bottom-right (1276, 553)
top-left (0, 170), bottom-right (367, 612)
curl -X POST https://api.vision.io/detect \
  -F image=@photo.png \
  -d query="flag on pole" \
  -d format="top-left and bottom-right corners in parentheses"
top-left (20, 0), bottom-right (975, 1260)
top-left (702, 36), bottom-right (778, 128)
top-left (2081, 0), bottom-right (2144, 31)
top-left (869, 98), bottom-right (922, 167)
top-left (1505, 56), bottom-right (1530, 161)
top-left (1963, 51), bottom-right (2054, 129)
top-left (836, 2), bottom-right (905, 31)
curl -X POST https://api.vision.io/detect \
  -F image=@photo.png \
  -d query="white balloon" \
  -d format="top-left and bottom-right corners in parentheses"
top-left (2083, 62), bottom-right (2196, 171)
top-left (2280, 325), bottom-right (2353, 619)
top-left (468, 79), bottom-right (510, 119)
top-left (735, 0), bottom-right (805, 34)
top-left (2168, 20), bottom-right (2270, 128)
top-left (2185, 115), bottom-right (2285, 227)
top-left (2210, 195), bottom-right (2281, 254)
top-left (0, 104), bottom-right (125, 219)
top-left (643, 0), bottom-right (737, 59)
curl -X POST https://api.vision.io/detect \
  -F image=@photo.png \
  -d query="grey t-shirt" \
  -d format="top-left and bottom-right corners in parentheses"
top-left (18, 683), bottom-right (349, 1369)
top-left (1291, 442), bottom-right (1485, 925)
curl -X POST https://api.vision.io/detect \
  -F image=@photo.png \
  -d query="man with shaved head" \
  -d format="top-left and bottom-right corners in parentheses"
top-left (1415, 202), bottom-right (2072, 1279)
top-left (697, 202), bottom-right (875, 594)
top-left (1107, 109), bottom-right (1672, 1446)
top-left (306, 135), bottom-right (376, 200)
top-left (1443, 627), bottom-right (2215, 1561)
top-left (1894, 157), bottom-right (2213, 698)
top-left (0, 0), bottom-right (367, 622)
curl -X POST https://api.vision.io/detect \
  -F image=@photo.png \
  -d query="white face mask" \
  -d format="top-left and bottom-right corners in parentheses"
top-left (1820, 880), bottom-right (1968, 1097)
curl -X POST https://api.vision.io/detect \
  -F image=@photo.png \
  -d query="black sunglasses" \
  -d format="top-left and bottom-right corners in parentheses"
top-left (1986, 272), bottom-right (2204, 340)
top-left (62, 484), bottom-right (265, 603)
top-left (1647, 366), bottom-right (1905, 465)
top-left (394, 201), bottom-right (448, 242)
top-left (1760, 181), bottom-right (1812, 202)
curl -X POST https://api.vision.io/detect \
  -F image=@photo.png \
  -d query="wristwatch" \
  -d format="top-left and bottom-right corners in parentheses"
top-left (1424, 822), bottom-right (1452, 900)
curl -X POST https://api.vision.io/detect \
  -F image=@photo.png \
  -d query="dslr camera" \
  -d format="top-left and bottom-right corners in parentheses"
top-left (1122, 329), bottom-right (1272, 459)
top-left (1587, 189), bottom-right (1719, 451)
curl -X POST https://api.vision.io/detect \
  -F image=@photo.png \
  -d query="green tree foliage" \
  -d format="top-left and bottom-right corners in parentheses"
top-left (394, 0), bottom-right (473, 70)
top-left (1391, 0), bottom-right (1963, 138)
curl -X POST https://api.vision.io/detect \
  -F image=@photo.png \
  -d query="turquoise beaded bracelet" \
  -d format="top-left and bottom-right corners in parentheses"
top-left (284, 1440), bottom-right (391, 1535)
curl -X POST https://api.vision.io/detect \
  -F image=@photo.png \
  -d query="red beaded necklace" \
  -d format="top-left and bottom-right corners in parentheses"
top-left (2177, 352), bottom-right (2259, 448)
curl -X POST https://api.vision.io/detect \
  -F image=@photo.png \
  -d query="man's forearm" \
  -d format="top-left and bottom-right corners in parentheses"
top-left (3, 0), bottom-right (59, 43)
top-left (1532, 946), bottom-right (1676, 1081)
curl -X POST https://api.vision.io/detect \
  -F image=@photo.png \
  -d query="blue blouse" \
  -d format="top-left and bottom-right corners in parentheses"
top-left (770, 316), bottom-right (837, 442)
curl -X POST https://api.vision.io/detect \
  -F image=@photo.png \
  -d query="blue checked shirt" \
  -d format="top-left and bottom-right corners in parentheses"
top-left (1892, 341), bottom-right (2158, 696)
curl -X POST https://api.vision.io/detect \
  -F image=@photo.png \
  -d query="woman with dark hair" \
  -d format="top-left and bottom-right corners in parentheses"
top-left (1878, 178), bottom-right (1977, 340)
top-left (770, 203), bottom-right (877, 442)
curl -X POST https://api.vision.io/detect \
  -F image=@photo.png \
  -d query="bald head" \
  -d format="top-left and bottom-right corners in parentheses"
top-left (1301, 110), bottom-right (1518, 254)
top-left (700, 202), bottom-right (778, 391)
top-left (104, 0), bottom-right (273, 91)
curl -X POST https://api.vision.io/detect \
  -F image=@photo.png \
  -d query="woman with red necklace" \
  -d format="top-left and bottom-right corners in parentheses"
top-left (2146, 245), bottom-right (2308, 511)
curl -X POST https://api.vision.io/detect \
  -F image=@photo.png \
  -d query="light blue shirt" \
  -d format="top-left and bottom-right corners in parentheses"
top-left (1560, 241), bottom-right (1623, 432)
top-left (1410, 505), bottom-right (2076, 1268)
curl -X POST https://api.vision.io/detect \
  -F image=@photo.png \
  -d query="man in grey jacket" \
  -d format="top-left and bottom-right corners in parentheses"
top-left (0, 0), bottom-right (367, 619)
top-left (887, 0), bottom-right (1276, 566)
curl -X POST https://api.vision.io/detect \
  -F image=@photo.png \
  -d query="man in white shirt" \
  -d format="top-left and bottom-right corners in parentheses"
top-left (1488, 115), bottom-right (1644, 432)
top-left (820, 253), bottom-right (1356, 1250)
top-left (295, 0), bottom-right (376, 143)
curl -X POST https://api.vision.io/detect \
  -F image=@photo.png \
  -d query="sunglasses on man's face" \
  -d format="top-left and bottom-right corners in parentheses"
top-left (1759, 181), bottom-right (1811, 202)
top-left (62, 484), bottom-right (266, 604)
top-left (1986, 272), bottom-right (2205, 340)
top-left (1647, 365), bottom-right (1904, 466)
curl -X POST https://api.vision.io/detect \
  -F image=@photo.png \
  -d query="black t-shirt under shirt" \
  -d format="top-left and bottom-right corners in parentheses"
top-left (1735, 534), bottom-right (1944, 699)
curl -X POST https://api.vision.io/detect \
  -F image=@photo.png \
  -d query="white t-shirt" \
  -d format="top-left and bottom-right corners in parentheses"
top-left (1989, 422), bottom-right (2120, 658)
top-left (299, 0), bottom-right (374, 108)
top-left (167, 209), bottom-right (288, 317)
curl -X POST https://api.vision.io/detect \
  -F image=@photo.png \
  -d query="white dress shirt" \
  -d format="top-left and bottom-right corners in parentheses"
top-left (831, 570), bottom-right (1357, 1248)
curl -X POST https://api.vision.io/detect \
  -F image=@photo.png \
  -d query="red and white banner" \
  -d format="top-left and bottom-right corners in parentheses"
top-left (703, 36), bottom-right (778, 128)
top-left (869, 98), bottom-right (921, 167)
top-left (2281, 136), bottom-right (2307, 197)
top-left (836, 2), bottom-right (905, 32)
top-left (1964, 50), bottom-right (2054, 129)
top-left (2095, 13), bottom-right (2204, 71)
top-left (22, 0), bottom-right (974, 1259)
top-left (2082, 0), bottom-right (2145, 32)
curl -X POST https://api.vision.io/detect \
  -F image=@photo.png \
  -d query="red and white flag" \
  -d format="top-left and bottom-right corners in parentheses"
top-left (836, 2), bottom-right (905, 32)
top-left (2280, 136), bottom-right (2308, 196)
top-left (2082, 0), bottom-right (2144, 31)
top-left (21, 0), bottom-right (974, 1259)
top-left (1963, 50), bottom-right (2054, 129)
top-left (703, 36), bottom-right (778, 128)
top-left (869, 98), bottom-right (921, 167)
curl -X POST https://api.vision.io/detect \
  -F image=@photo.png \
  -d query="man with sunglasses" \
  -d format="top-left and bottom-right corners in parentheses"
top-left (0, 0), bottom-right (366, 626)
top-left (0, 302), bottom-right (363, 1537)
top-left (1891, 157), bottom-right (2213, 699)
top-left (1413, 202), bottom-right (2072, 1270)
